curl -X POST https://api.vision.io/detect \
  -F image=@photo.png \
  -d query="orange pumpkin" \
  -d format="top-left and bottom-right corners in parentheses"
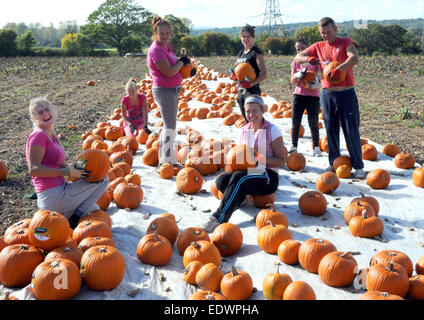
top-left (136, 232), bottom-right (172, 266)
top-left (76, 149), bottom-right (110, 183)
top-left (413, 167), bottom-right (424, 188)
top-left (176, 167), bottom-right (203, 194)
top-left (315, 172), bottom-right (340, 194)
top-left (234, 63), bottom-right (256, 82)
top-left (298, 238), bottom-right (337, 274)
top-left (277, 239), bottom-right (301, 265)
top-left (211, 223), bottom-right (243, 257)
top-left (283, 281), bottom-right (316, 300)
top-left (298, 191), bottom-right (327, 217)
top-left (323, 61), bottom-right (346, 84)
top-left (176, 227), bottom-right (210, 255)
top-left (220, 266), bottom-right (253, 300)
top-left (113, 182), bottom-right (143, 209)
top-left (366, 169), bottom-right (390, 189)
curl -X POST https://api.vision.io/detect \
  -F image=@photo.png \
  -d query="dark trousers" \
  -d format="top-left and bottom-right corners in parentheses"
top-left (320, 88), bottom-right (364, 169)
top-left (291, 94), bottom-right (320, 148)
top-left (237, 86), bottom-right (261, 121)
top-left (212, 169), bottom-right (279, 223)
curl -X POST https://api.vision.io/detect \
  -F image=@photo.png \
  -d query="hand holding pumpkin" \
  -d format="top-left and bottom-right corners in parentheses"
top-left (239, 80), bottom-right (251, 89)
top-left (328, 68), bottom-right (342, 82)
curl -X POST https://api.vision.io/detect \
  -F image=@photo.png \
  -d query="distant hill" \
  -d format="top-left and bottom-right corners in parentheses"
top-left (190, 18), bottom-right (424, 37)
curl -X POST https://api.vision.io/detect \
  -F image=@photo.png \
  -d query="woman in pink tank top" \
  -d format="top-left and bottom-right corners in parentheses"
top-left (121, 78), bottom-right (149, 137)
top-left (26, 97), bottom-right (109, 229)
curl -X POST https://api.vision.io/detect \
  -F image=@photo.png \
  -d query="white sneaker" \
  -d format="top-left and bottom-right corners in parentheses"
top-left (202, 216), bottom-right (221, 233)
top-left (288, 145), bottom-right (297, 153)
top-left (325, 165), bottom-right (335, 173)
top-left (313, 147), bottom-right (322, 157)
top-left (353, 168), bottom-right (365, 179)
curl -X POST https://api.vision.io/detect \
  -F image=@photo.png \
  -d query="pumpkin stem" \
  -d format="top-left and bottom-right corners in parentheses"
top-left (191, 242), bottom-right (201, 250)
top-left (316, 239), bottom-right (325, 244)
top-left (340, 252), bottom-right (352, 259)
top-left (381, 292), bottom-right (390, 297)
top-left (231, 266), bottom-right (239, 276)
top-left (361, 210), bottom-right (368, 219)
top-left (359, 191), bottom-right (365, 198)
top-left (99, 247), bottom-right (108, 253)
top-left (206, 292), bottom-right (216, 300)
top-left (266, 220), bottom-right (276, 228)
top-left (176, 217), bottom-right (182, 224)
top-left (63, 247), bottom-right (72, 252)
top-left (267, 203), bottom-right (276, 212)
top-left (4, 292), bottom-right (10, 300)
top-left (386, 260), bottom-right (394, 271)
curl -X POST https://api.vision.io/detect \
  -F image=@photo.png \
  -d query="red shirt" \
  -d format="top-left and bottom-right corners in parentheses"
top-left (305, 37), bottom-right (356, 89)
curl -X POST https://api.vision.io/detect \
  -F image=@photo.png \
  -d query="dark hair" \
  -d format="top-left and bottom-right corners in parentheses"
top-left (319, 17), bottom-right (336, 27)
top-left (241, 24), bottom-right (255, 37)
top-left (296, 38), bottom-right (308, 46)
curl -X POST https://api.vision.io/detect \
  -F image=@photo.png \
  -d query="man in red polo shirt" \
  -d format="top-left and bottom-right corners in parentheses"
top-left (294, 17), bottom-right (365, 179)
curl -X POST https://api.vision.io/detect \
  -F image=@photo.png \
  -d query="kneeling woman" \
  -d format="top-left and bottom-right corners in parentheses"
top-left (202, 95), bottom-right (286, 232)
top-left (26, 97), bottom-right (109, 229)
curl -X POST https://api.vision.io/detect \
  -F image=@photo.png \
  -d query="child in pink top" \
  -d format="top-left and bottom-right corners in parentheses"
top-left (289, 39), bottom-right (322, 156)
top-left (121, 79), bottom-right (149, 137)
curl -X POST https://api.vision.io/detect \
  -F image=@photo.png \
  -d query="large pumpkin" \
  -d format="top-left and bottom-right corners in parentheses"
top-left (75, 149), bottom-right (110, 182)
top-left (394, 150), bottom-right (415, 169)
top-left (195, 263), bottom-right (224, 292)
top-left (263, 264), bottom-right (293, 300)
top-left (286, 152), bottom-right (306, 171)
top-left (234, 62), bottom-right (256, 82)
top-left (31, 258), bottom-right (82, 300)
top-left (28, 210), bottom-right (70, 251)
top-left (366, 261), bottom-right (409, 297)
top-left (370, 250), bottom-right (413, 277)
top-left (225, 144), bottom-right (256, 172)
top-left (349, 211), bottom-right (384, 238)
top-left (323, 61), bottom-right (346, 85)
top-left (72, 220), bottom-right (112, 244)
top-left (0, 244), bottom-right (43, 287)
top-left (318, 251), bottom-right (358, 287)
top-left (80, 245), bottom-right (125, 291)
top-left (298, 238), bottom-right (337, 274)
top-left (113, 182), bottom-right (143, 209)
top-left (176, 167), bottom-right (203, 194)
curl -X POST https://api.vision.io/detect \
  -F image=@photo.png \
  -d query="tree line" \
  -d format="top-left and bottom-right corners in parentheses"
top-left (0, 0), bottom-right (422, 57)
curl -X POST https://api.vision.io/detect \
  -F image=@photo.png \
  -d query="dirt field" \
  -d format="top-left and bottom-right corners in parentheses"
top-left (0, 55), bottom-right (423, 235)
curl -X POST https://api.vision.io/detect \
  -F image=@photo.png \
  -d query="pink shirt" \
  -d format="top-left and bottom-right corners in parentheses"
top-left (147, 41), bottom-right (182, 88)
top-left (25, 129), bottom-right (66, 193)
top-left (121, 93), bottom-right (146, 127)
top-left (291, 62), bottom-right (320, 97)
top-left (305, 37), bottom-right (356, 89)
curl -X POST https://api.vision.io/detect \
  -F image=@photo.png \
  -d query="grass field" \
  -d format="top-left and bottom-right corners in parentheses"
top-left (0, 54), bottom-right (423, 234)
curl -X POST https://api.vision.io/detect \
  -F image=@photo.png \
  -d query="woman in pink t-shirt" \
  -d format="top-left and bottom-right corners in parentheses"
top-left (25, 97), bottom-right (109, 228)
top-left (121, 78), bottom-right (149, 137)
top-left (290, 39), bottom-right (321, 157)
top-left (147, 16), bottom-right (189, 167)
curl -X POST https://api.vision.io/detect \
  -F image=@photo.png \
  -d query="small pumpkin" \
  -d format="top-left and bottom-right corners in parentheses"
top-left (413, 167), bottom-right (424, 188)
top-left (344, 201), bottom-right (376, 224)
top-left (408, 275), bottom-right (424, 300)
top-left (277, 239), bottom-right (301, 265)
top-left (142, 148), bottom-right (159, 167)
top-left (234, 62), bottom-right (256, 82)
top-left (250, 193), bottom-right (276, 209)
top-left (78, 236), bottom-right (115, 253)
top-left (349, 211), bottom-right (384, 238)
top-left (394, 150), bottom-right (415, 169)
top-left (159, 163), bottom-right (175, 179)
top-left (183, 260), bottom-right (203, 285)
top-left (188, 290), bottom-right (227, 300)
top-left (315, 172), bottom-right (340, 194)
top-left (323, 61), bottom-right (346, 84)
top-left (282, 281), bottom-right (316, 300)
top-left (196, 263), bottom-right (224, 292)
top-left (176, 167), bottom-right (203, 194)
top-left (286, 152), bottom-right (306, 171)
top-left (211, 223), bottom-right (243, 257)
top-left (263, 263), bottom-right (293, 300)
top-left (75, 149), bottom-right (110, 183)
top-left (220, 266), bottom-right (253, 300)
top-left (0, 160), bottom-right (8, 181)
top-left (44, 246), bottom-right (84, 267)
top-left (360, 291), bottom-right (403, 300)
top-left (225, 144), bottom-right (256, 172)
top-left (350, 193), bottom-right (380, 215)
top-left (336, 164), bottom-right (351, 178)
top-left (72, 220), bottom-right (112, 244)
top-left (136, 232), bottom-right (172, 266)
top-left (366, 169), bottom-right (390, 189)
top-left (370, 250), bottom-right (413, 277)
top-left (183, 240), bottom-right (221, 268)
top-left (177, 227), bottom-right (210, 255)
top-left (298, 238), bottom-right (337, 274)
top-left (333, 156), bottom-right (352, 171)
top-left (146, 217), bottom-right (179, 246)
top-left (382, 144), bottom-right (400, 158)
top-left (362, 143), bottom-right (378, 161)
top-left (416, 255), bottom-right (424, 275)
top-left (257, 221), bottom-right (292, 254)
top-left (255, 204), bottom-right (288, 230)
top-left (80, 245), bottom-right (125, 291)
top-left (298, 191), bottom-right (327, 217)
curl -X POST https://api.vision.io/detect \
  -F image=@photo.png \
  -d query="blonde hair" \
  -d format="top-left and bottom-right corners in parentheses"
top-left (28, 97), bottom-right (57, 128)
top-left (125, 78), bottom-right (138, 94)
top-left (151, 16), bottom-right (172, 41)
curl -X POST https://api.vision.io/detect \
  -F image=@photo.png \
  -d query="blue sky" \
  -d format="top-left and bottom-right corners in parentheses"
top-left (1, 0), bottom-right (423, 28)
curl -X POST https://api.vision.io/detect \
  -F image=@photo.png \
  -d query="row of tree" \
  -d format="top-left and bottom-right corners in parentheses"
top-left (0, 0), bottom-right (423, 57)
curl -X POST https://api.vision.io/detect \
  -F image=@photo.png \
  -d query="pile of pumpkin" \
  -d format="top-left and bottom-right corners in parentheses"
top-left (0, 207), bottom-right (125, 300)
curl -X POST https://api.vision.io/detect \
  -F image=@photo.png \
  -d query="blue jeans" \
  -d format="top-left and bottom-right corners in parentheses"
top-left (320, 88), bottom-right (364, 169)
